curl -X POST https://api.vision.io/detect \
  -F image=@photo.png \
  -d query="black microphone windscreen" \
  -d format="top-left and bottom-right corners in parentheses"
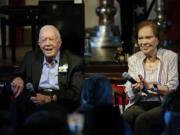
top-left (26, 82), bottom-right (34, 91)
top-left (26, 82), bottom-right (36, 96)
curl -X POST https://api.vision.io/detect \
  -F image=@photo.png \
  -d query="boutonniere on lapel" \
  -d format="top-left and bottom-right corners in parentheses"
top-left (59, 64), bottom-right (68, 73)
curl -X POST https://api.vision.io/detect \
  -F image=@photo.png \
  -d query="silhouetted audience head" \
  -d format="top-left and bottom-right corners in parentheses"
top-left (161, 111), bottom-right (180, 135)
top-left (0, 111), bottom-right (14, 135)
top-left (161, 89), bottom-right (180, 114)
top-left (19, 110), bottom-right (70, 135)
top-left (81, 74), bottom-right (113, 105)
top-left (83, 105), bottom-right (126, 135)
top-left (161, 89), bottom-right (180, 135)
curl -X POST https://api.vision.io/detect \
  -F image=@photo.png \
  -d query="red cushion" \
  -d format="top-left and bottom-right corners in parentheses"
top-left (112, 85), bottom-right (129, 105)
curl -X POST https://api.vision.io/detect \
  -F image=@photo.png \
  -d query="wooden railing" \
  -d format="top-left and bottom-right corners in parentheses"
top-left (84, 62), bottom-right (128, 84)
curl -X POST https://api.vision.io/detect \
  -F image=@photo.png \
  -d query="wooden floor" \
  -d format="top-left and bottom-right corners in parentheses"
top-left (0, 45), bottom-right (32, 67)
top-left (0, 45), bottom-right (32, 81)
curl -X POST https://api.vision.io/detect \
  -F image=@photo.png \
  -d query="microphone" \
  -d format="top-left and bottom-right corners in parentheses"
top-left (122, 72), bottom-right (149, 94)
top-left (26, 82), bottom-right (36, 96)
top-left (122, 72), bottom-right (137, 84)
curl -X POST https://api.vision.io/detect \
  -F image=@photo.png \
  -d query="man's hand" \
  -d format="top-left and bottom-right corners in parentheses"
top-left (11, 77), bottom-right (24, 98)
top-left (30, 93), bottom-right (51, 105)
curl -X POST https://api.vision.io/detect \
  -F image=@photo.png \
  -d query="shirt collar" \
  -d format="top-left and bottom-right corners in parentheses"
top-left (140, 48), bottom-right (163, 62)
top-left (43, 50), bottom-right (60, 65)
top-left (156, 48), bottom-right (163, 60)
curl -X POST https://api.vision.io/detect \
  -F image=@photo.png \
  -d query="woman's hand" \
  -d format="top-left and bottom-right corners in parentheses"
top-left (11, 77), bottom-right (24, 98)
top-left (132, 74), bottom-right (144, 90)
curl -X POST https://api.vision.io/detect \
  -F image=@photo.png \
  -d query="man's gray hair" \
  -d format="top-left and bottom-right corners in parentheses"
top-left (38, 25), bottom-right (61, 41)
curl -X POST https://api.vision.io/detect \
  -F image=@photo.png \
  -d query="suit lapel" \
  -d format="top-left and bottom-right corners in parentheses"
top-left (32, 52), bottom-right (44, 90)
top-left (58, 49), bottom-right (68, 87)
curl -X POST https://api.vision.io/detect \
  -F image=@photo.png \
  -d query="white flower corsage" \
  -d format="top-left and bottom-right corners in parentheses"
top-left (59, 64), bottom-right (68, 72)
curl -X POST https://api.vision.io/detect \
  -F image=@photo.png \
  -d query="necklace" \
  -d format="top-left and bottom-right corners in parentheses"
top-left (144, 58), bottom-right (159, 70)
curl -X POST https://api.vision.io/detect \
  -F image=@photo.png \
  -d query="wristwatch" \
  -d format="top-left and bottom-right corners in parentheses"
top-left (153, 84), bottom-right (158, 92)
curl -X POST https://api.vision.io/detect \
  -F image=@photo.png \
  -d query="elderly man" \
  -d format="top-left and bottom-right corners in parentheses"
top-left (10, 25), bottom-right (84, 126)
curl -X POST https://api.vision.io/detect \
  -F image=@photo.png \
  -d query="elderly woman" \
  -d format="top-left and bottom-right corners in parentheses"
top-left (122, 20), bottom-right (179, 135)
